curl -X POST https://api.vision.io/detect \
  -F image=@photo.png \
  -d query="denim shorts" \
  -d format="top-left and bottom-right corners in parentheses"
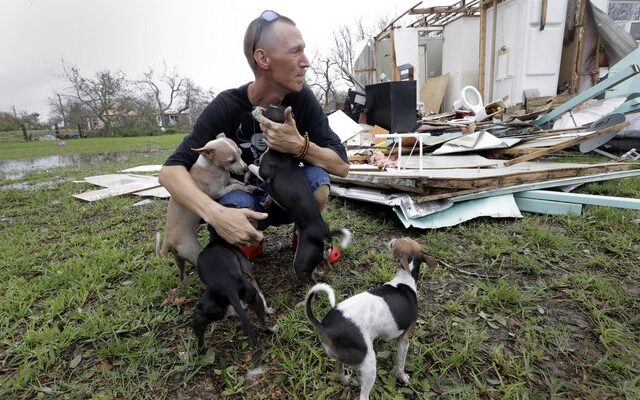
top-left (217, 164), bottom-right (330, 229)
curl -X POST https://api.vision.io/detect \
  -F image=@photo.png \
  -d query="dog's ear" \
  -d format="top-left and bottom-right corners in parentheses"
top-left (421, 252), bottom-right (438, 268)
top-left (191, 147), bottom-right (215, 161)
top-left (216, 132), bottom-right (227, 139)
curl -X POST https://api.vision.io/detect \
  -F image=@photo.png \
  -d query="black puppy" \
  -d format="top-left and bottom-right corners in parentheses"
top-left (251, 106), bottom-right (349, 283)
top-left (192, 236), bottom-right (271, 360)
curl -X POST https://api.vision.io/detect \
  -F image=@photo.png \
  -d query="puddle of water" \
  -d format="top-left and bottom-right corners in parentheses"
top-left (0, 178), bottom-right (70, 191)
top-left (0, 153), bottom-right (132, 180)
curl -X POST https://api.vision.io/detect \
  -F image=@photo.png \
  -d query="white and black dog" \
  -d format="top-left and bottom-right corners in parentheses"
top-left (305, 237), bottom-right (438, 400)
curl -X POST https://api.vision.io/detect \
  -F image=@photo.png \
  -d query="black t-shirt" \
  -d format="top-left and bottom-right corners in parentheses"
top-left (164, 83), bottom-right (348, 169)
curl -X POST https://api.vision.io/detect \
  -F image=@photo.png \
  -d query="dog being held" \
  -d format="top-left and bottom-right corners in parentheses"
top-left (192, 234), bottom-right (275, 362)
top-left (250, 105), bottom-right (351, 283)
top-left (156, 133), bottom-right (255, 284)
top-left (304, 237), bottom-right (438, 400)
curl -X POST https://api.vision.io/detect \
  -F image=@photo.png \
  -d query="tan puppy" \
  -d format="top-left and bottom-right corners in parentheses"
top-left (156, 133), bottom-right (254, 284)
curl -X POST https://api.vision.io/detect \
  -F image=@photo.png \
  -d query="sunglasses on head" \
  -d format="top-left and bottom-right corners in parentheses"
top-left (252, 10), bottom-right (280, 54)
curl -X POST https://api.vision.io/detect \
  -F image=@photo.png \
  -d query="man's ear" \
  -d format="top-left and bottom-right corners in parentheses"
top-left (254, 49), bottom-right (270, 70)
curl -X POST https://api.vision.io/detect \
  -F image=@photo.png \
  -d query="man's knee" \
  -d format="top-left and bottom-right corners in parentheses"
top-left (313, 184), bottom-right (330, 211)
top-left (303, 165), bottom-right (331, 211)
top-left (217, 189), bottom-right (262, 210)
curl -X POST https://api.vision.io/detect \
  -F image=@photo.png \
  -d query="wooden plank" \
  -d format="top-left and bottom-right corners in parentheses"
top-left (421, 74), bottom-right (449, 114)
top-left (344, 162), bottom-right (632, 192)
top-left (347, 161), bottom-right (631, 179)
top-left (539, 0), bottom-right (548, 30)
top-left (390, 29), bottom-right (399, 81)
top-left (73, 181), bottom-right (161, 202)
top-left (478, 0), bottom-right (487, 94)
top-left (503, 121), bottom-right (630, 166)
top-left (515, 197), bottom-right (582, 216)
top-left (331, 176), bottom-right (422, 193)
top-left (414, 164), bottom-right (631, 190)
top-left (488, 0), bottom-right (498, 101)
top-left (442, 169), bottom-right (640, 203)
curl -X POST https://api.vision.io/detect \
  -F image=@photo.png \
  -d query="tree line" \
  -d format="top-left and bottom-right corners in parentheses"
top-left (45, 61), bottom-right (216, 136)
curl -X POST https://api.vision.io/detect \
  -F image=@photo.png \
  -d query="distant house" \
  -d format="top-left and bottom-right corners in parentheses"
top-left (85, 109), bottom-right (192, 132)
top-left (156, 110), bottom-right (192, 128)
top-left (86, 109), bottom-right (121, 130)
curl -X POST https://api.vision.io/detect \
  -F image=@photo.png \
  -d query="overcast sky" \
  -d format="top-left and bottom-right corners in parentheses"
top-left (1, 0), bottom-right (456, 122)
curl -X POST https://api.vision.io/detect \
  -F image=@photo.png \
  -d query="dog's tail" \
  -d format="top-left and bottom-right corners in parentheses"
top-left (305, 283), bottom-right (336, 328)
top-left (331, 228), bottom-right (353, 249)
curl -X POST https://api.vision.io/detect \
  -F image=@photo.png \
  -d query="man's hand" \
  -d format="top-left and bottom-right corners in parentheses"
top-left (207, 207), bottom-right (267, 247)
top-left (258, 106), bottom-right (305, 155)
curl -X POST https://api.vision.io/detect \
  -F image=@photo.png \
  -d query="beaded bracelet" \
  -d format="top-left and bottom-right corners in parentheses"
top-left (295, 133), bottom-right (310, 160)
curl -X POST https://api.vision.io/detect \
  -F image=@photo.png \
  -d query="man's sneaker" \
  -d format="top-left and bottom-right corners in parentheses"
top-left (327, 245), bottom-right (341, 265)
top-left (240, 239), bottom-right (265, 261)
top-left (293, 231), bottom-right (342, 264)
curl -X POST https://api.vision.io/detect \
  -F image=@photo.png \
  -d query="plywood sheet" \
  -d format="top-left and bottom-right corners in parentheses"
top-left (421, 74), bottom-right (449, 114)
top-left (73, 179), bottom-right (161, 201)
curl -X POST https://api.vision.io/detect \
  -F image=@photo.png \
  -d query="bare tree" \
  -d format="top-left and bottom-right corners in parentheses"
top-left (331, 25), bottom-right (358, 88)
top-left (47, 92), bottom-right (67, 127)
top-left (177, 79), bottom-right (215, 123)
top-left (308, 54), bottom-right (340, 110)
top-left (59, 62), bottom-right (129, 134)
top-left (137, 63), bottom-right (186, 127)
top-left (308, 16), bottom-right (389, 107)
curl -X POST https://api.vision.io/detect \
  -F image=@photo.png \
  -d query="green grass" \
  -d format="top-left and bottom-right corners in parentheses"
top-left (0, 133), bottom-right (186, 160)
top-left (0, 139), bottom-right (639, 399)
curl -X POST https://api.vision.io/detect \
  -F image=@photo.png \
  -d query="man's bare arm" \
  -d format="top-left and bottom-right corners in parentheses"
top-left (158, 165), bottom-right (266, 246)
top-left (300, 143), bottom-right (349, 177)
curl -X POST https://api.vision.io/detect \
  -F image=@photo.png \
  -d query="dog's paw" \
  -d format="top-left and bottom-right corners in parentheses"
top-left (268, 324), bottom-right (278, 333)
top-left (225, 305), bottom-right (238, 317)
top-left (265, 306), bottom-right (275, 315)
top-left (338, 373), bottom-right (352, 385)
top-left (392, 367), bottom-right (410, 384)
top-left (241, 185), bottom-right (260, 193)
top-left (245, 366), bottom-right (265, 381)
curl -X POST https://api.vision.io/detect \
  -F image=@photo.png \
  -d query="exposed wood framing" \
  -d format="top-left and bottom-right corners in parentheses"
top-left (373, 0), bottom-right (482, 84)
top-left (407, 0), bottom-right (480, 28)
top-left (375, 1), bottom-right (422, 41)
top-left (478, 0), bottom-right (506, 97)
